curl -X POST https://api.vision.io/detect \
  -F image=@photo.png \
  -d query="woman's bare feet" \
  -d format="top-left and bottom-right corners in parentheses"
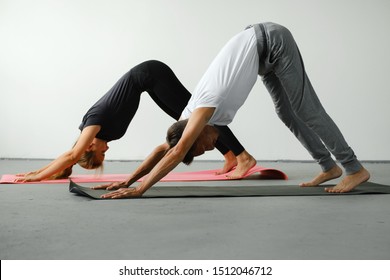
top-left (216, 151), bottom-right (237, 175)
top-left (226, 150), bottom-right (256, 179)
top-left (325, 167), bottom-right (370, 193)
top-left (300, 165), bottom-right (343, 187)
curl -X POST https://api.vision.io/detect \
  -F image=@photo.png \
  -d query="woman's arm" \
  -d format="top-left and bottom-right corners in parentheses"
top-left (16, 126), bottom-right (100, 182)
top-left (101, 107), bottom-right (215, 198)
top-left (92, 142), bottom-right (170, 190)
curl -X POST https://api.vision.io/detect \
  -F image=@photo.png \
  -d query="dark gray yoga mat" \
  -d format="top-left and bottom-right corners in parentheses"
top-left (69, 180), bottom-right (390, 199)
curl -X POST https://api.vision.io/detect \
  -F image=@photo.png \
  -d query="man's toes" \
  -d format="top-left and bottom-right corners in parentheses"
top-left (325, 187), bottom-right (337, 193)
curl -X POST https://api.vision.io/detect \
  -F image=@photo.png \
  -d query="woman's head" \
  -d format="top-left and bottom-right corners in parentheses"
top-left (50, 138), bottom-right (108, 179)
top-left (88, 138), bottom-right (109, 164)
top-left (166, 120), bottom-right (219, 165)
top-left (77, 150), bottom-right (104, 170)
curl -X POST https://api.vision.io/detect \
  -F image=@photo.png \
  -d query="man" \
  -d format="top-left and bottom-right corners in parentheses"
top-left (102, 22), bottom-right (370, 199)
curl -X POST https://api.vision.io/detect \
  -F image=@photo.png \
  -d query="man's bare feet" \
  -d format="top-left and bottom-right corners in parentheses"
top-left (325, 167), bottom-right (370, 193)
top-left (300, 165), bottom-right (343, 187)
top-left (226, 150), bottom-right (256, 179)
top-left (216, 151), bottom-right (237, 175)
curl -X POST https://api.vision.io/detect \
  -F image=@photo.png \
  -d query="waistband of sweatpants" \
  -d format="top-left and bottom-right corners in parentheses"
top-left (253, 23), bottom-right (268, 65)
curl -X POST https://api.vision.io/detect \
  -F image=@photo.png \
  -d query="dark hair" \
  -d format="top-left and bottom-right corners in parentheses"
top-left (166, 120), bottom-right (196, 165)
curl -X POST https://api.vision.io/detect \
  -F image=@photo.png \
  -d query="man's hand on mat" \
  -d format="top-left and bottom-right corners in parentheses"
top-left (100, 187), bottom-right (142, 199)
top-left (92, 181), bottom-right (129, 190)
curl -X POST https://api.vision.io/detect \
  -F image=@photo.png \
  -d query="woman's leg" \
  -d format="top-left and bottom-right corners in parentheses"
top-left (136, 60), bottom-right (245, 161)
top-left (131, 60), bottom-right (189, 119)
top-left (214, 125), bottom-right (252, 174)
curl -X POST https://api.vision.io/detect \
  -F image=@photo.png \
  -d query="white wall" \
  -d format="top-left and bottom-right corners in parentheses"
top-left (1, 0), bottom-right (389, 161)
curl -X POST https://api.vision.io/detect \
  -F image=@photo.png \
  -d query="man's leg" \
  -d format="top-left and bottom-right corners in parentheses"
top-left (262, 71), bottom-right (342, 186)
top-left (270, 25), bottom-right (369, 191)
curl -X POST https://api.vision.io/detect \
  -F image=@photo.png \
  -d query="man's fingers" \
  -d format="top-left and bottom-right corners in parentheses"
top-left (101, 188), bottom-right (125, 198)
top-left (92, 182), bottom-right (126, 190)
top-left (107, 185), bottom-right (121, 190)
top-left (101, 188), bottom-right (138, 199)
top-left (91, 184), bottom-right (108, 189)
top-left (92, 184), bottom-right (119, 190)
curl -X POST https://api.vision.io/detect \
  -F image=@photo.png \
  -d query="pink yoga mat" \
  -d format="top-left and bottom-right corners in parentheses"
top-left (0, 165), bottom-right (287, 184)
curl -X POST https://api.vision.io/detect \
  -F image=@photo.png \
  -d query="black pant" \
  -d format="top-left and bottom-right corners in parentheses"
top-left (129, 60), bottom-right (245, 156)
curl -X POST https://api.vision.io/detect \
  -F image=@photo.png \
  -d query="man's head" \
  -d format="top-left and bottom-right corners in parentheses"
top-left (166, 120), bottom-right (219, 165)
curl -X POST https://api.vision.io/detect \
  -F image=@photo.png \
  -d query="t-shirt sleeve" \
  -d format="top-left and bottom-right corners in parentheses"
top-left (79, 113), bottom-right (104, 131)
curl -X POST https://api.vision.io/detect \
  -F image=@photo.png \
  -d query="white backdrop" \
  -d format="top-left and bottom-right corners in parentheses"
top-left (1, 0), bottom-right (389, 161)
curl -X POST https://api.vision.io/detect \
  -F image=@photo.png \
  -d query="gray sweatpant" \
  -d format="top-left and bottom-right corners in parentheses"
top-left (252, 22), bottom-right (362, 174)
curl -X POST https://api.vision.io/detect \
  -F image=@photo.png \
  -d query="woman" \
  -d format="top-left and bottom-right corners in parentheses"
top-left (16, 60), bottom-right (245, 183)
top-left (101, 22), bottom-right (370, 199)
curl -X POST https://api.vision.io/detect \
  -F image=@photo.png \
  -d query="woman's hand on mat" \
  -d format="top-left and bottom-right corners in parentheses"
top-left (14, 172), bottom-right (41, 182)
top-left (16, 171), bottom-right (37, 177)
top-left (100, 187), bottom-right (142, 199)
top-left (92, 181), bottom-right (129, 190)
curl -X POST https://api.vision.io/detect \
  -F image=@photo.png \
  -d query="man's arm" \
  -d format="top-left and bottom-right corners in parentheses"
top-left (101, 107), bottom-right (215, 198)
top-left (93, 142), bottom-right (170, 190)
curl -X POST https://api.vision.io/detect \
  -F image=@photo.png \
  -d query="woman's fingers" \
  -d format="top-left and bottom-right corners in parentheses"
top-left (14, 177), bottom-right (27, 183)
top-left (13, 174), bottom-right (39, 183)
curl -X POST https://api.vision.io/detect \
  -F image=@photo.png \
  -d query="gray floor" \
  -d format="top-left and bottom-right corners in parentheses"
top-left (1, 159), bottom-right (389, 260)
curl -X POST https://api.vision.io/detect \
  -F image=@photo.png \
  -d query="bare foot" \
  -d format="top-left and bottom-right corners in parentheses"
top-left (226, 151), bottom-right (256, 179)
top-left (216, 161), bottom-right (237, 175)
top-left (325, 167), bottom-right (370, 193)
top-left (216, 151), bottom-right (237, 175)
top-left (300, 165), bottom-right (343, 187)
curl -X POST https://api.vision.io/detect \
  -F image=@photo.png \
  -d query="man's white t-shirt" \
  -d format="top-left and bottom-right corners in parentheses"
top-left (181, 27), bottom-right (259, 126)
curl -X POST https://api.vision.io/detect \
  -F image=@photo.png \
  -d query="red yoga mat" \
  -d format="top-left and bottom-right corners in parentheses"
top-left (0, 165), bottom-right (287, 184)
